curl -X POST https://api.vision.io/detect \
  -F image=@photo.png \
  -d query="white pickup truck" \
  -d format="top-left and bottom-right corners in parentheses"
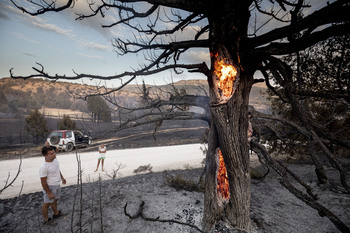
top-left (47, 130), bottom-right (92, 151)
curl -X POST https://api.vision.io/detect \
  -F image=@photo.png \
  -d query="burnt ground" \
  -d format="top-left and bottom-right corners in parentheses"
top-left (0, 158), bottom-right (349, 233)
top-left (1, 119), bottom-right (349, 232)
top-left (0, 124), bottom-right (207, 161)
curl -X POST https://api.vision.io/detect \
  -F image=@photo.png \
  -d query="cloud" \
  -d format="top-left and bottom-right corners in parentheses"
top-left (11, 32), bottom-right (39, 44)
top-left (23, 53), bottom-right (37, 58)
top-left (7, 1), bottom-right (112, 55)
top-left (60, 0), bottom-right (118, 40)
top-left (7, 1), bottom-right (111, 53)
top-left (78, 41), bottom-right (111, 51)
top-left (77, 53), bottom-right (102, 59)
top-left (0, 2), bottom-right (17, 20)
top-left (30, 17), bottom-right (75, 39)
top-left (5, 1), bottom-right (75, 39)
top-left (182, 49), bottom-right (210, 64)
top-left (0, 11), bottom-right (9, 20)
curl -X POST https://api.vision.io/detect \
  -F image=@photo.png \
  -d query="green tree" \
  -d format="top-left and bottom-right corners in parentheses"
top-left (87, 96), bottom-right (112, 122)
top-left (261, 35), bottom-right (350, 184)
top-left (0, 88), bottom-right (9, 112)
top-left (70, 99), bottom-right (88, 112)
top-left (266, 35), bottom-right (350, 148)
top-left (25, 109), bottom-right (49, 144)
top-left (58, 114), bottom-right (78, 130)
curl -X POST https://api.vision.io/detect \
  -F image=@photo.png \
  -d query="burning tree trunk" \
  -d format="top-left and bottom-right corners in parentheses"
top-left (211, 46), bottom-right (240, 105)
top-left (202, 4), bottom-right (253, 229)
top-left (203, 42), bottom-right (253, 231)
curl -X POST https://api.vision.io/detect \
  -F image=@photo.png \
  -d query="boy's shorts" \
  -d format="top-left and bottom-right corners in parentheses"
top-left (43, 185), bottom-right (61, 203)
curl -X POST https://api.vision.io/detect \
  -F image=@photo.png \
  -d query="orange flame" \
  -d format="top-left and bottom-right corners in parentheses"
top-left (214, 59), bottom-right (238, 98)
top-left (217, 149), bottom-right (230, 200)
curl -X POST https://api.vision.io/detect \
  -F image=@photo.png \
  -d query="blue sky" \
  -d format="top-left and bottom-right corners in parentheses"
top-left (0, 0), bottom-right (329, 87)
top-left (0, 1), bottom-right (210, 87)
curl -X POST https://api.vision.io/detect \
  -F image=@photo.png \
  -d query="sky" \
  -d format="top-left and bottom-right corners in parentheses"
top-left (0, 0), bottom-right (330, 87)
top-left (0, 0), bottom-right (209, 87)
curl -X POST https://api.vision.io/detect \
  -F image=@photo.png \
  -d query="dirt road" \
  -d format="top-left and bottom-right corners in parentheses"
top-left (0, 143), bottom-right (205, 199)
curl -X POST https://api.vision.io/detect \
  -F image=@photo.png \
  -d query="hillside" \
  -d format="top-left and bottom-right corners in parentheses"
top-left (0, 78), bottom-right (269, 149)
top-left (0, 78), bottom-right (269, 116)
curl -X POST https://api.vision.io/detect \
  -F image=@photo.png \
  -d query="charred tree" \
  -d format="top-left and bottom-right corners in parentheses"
top-left (9, 0), bottom-right (350, 232)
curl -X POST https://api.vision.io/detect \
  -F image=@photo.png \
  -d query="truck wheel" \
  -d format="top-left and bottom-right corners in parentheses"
top-left (50, 136), bottom-right (60, 144)
top-left (66, 143), bottom-right (74, 152)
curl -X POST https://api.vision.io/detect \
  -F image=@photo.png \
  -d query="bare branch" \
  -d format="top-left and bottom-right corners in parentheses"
top-left (0, 156), bottom-right (22, 195)
top-left (10, 0), bottom-right (74, 16)
top-left (250, 141), bottom-right (350, 233)
top-left (10, 62), bottom-right (210, 81)
top-left (124, 201), bottom-right (206, 233)
top-left (250, 0), bottom-right (350, 48)
top-left (256, 24), bottom-right (350, 56)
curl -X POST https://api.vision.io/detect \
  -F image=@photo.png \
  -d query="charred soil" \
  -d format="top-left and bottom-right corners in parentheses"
top-left (1, 157), bottom-right (349, 233)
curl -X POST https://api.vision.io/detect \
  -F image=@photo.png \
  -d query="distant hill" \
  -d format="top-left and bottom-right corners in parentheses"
top-left (0, 78), bottom-right (270, 147)
top-left (0, 78), bottom-right (91, 115)
top-left (0, 77), bottom-right (269, 116)
top-left (159, 79), bottom-right (270, 112)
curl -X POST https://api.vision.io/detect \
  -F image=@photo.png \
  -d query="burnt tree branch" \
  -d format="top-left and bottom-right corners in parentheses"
top-left (124, 201), bottom-right (206, 233)
top-left (10, 62), bottom-right (209, 82)
top-left (250, 0), bottom-right (350, 48)
top-left (250, 141), bottom-right (350, 233)
top-left (0, 156), bottom-right (22, 195)
top-left (256, 24), bottom-right (350, 56)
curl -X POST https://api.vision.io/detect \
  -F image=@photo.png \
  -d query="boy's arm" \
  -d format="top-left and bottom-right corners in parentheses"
top-left (60, 172), bottom-right (66, 185)
top-left (41, 177), bottom-right (55, 199)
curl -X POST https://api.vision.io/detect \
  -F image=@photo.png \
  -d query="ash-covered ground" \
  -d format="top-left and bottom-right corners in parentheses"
top-left (1, 156), bottom-right (349, 233)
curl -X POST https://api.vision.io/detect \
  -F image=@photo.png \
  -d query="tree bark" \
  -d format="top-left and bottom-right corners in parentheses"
top-left (204, 72), bottom-right (253, 231)
top-left (203, 53), bottom-right (253, 231)
top-left (202, 3), bottom-right (253, 231)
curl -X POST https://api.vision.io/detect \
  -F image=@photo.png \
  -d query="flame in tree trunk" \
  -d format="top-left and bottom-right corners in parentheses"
top-left (211, 45), bottom-right (240, 104)
top-left (214, 59), bottom-right (238, 98)
top-left (217, 148), bottom-right (230, 200)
